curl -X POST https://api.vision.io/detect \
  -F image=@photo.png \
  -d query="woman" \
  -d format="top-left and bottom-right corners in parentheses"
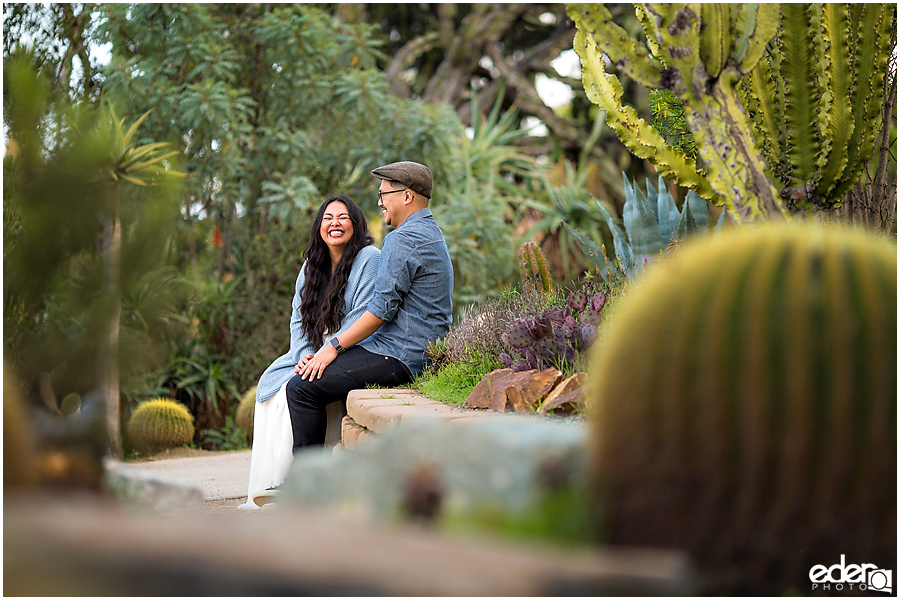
top-left (238, 195), bottom-right (379, 510)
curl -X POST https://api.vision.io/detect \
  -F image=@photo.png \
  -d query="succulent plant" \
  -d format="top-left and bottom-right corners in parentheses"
top-left (519, 241), bottom-right (553, 294)
top-left (235, 386), bottom-right (256, 441)
top-left (127, 398), bottom-right (195, 452)
top-left (588, 223), bottom-right (897, 594)
top-left (500, 288), bottom-right (607, 372)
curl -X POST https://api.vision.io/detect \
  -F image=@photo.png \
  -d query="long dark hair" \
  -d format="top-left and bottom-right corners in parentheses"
top-left (300, 195), bottom-right (374, 350)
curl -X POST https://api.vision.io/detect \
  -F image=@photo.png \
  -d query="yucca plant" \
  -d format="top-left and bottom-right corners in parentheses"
top-left (588, 223), bottom-right (897, 594)
top-left (72, 103), bottom-right (184, 457)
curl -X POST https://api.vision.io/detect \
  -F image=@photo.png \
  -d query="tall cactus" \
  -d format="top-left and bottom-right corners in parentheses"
top-left (570, 4), bottom-right (896, 223)
top-left (519, 241), bottom-right (553, 294)
top-left (739, 3), bottom-right (896, 207)
top-left (588, 224), bottom-right (897, 594)
top-left (570, 3), bottom-right (785, 223)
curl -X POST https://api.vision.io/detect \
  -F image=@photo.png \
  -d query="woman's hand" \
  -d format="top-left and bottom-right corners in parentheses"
top-left (293, 354), bottom-right (315, 375)
top-left (298, 345), bottom-right (338, 380)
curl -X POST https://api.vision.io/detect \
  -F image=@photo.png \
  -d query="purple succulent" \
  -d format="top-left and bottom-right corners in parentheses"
top-left (580, 324), bottom-right (597, 348)
top-left (506, 318), bottom-right (534, 349)
top-left (567, 289), bottom-right (588, 312)
top-left (512, 359), bottom-right (531, 372)
top-left (499, 353), bottom-right (514, 368)
top-left (590, 291), bottom-right (607, 312)
top-left (564, 315), bottom-right (577, 330)
top-left (543, 305), bottom-right (566, 326)
top-left (581, 309), bottom-right (602, 327)
top-left (533, 314), bottom-right (553, 338)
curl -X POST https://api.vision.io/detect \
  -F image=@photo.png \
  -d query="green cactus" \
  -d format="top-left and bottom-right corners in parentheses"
top-left (518, 241), bottom-right (553, 294)
top-left (235, 386), bottom-right (256, 441)
top-left (570, 3), bottom-right (783, 222)
top-left (588, 224), bottom-right (897, 594)
top-left (570, 3), bottom-right (896, 223)
top-left (739, 3), bottom-right (896, 207)
top-left (127, 398), bottom-right (195, 452)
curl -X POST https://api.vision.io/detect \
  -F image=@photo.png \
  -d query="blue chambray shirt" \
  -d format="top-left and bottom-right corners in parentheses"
top-left (359, 208), bottom-right (453, 376)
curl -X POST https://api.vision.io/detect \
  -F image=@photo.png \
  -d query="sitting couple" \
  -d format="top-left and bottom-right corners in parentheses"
top-left (238, 161), bottom-right (453, 509)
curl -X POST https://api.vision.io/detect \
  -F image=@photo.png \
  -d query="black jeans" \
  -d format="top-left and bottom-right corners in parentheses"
top-left (285, 346), bottom-right (412, 450)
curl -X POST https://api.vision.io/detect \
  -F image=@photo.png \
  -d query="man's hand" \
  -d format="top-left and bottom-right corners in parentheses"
top-left (298, 345), bottom-right (338, 380)
top-left (293, 354), bottom-right (315, 375)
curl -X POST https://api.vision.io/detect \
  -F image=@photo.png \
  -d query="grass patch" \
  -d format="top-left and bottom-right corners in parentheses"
top-left (413, 352), bottom-right (502, 406)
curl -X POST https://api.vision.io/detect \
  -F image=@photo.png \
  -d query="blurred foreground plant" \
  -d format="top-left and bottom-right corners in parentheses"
top-left (4, 54), bottom-right (183, 460)
top-left (589, 223), bottom-right (897, 594)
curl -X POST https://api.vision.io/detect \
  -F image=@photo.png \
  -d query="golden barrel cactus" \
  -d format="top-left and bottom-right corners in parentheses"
top-left (589, 223), bottom-right (896, 594)
top-left (235, 386), bottom-right (256, 441)
top-left (127, 398), bottom-right (195, 452)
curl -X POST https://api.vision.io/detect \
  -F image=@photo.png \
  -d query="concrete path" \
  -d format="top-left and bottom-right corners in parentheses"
top-left (127, 449), bottom-right (251, 501)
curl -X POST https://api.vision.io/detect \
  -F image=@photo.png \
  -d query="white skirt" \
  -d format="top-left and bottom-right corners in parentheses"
top-left (236, 381), bottom-right (294, 510)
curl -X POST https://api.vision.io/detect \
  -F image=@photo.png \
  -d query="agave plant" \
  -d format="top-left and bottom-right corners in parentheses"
top-left (566, 173), bottom-right (723, 280)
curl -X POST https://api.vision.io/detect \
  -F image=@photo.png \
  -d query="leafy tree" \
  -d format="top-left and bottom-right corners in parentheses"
top-left (3, 3), bottom-right (102, 101)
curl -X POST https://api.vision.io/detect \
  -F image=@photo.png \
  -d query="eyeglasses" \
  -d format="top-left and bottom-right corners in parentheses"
top-left (377, 189), bottom-right (408, 202)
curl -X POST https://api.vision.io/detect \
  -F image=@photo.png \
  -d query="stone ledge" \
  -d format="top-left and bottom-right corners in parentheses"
top-left (346, 388), bottom-right (488, 434)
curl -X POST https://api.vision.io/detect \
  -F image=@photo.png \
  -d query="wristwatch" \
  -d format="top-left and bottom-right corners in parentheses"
top-left (330, 337), bottom-right (345, 355)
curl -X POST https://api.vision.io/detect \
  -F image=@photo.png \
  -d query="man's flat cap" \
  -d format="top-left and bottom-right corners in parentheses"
top-left (371, 161), bottom-right (433, 199)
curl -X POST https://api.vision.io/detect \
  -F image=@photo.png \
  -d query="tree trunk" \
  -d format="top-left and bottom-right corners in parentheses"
top-left (99, 188), bottom-right (122, 458)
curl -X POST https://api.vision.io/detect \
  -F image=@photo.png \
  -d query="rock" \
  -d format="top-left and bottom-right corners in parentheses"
top-left (538, 373), bottom-right (587, 416)
top-left (503, 369), bottom-right (562, 414)
top-left (538, 390), bottom-right (585, 416)
top-left (463, 368), bottom-right (512, 410)
top-left (466, 368), bottom-right (563, 414)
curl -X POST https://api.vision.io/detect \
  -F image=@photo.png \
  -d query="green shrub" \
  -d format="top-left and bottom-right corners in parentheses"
top-left (589, 223), bottom-right (897, 594)
top-left (127, 398), bottom-right (195, 452)
top-left (199, 416), bottom-right (248, 452)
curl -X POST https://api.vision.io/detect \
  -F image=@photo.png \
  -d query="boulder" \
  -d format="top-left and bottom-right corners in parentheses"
top-left (465, 368), bottom-right (562, 413)
top-left (538, 373), bottom-right (586, 416)
top-left (463, 368), bottom-right (512, 410)
top-left (504, 369), bottom-right (563, 414)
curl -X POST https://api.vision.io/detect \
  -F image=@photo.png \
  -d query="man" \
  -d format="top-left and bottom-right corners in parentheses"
top-left (286, 161), bottom-right (454, 450)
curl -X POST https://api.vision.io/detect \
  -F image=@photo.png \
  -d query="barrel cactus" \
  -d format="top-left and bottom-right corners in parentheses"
top-left (235, 386), bottom-right (256, 441)
top-left (588, 224), bottom-right (896, 594)
top-left (127, 398), bottom-right (195, 452)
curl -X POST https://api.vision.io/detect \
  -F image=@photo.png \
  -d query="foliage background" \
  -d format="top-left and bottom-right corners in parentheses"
top-left (4, 3), bottom-right (895, 447)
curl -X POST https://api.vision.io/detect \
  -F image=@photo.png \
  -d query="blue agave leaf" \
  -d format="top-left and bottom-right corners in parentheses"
top-left (685, 190), bottom-right (710, 232)
top-left (672, 194), bottom-right (699, 241)
top-left (594, 197), bottom-right (634, 278)
top-left (715, 206), bottom-right (728, 231)
top-left (563, 222), bottom-right (608, 282)
top-left (622, 173), bottom-right (666, 275)
top-left (646, 177), bottom-right (659, 221)
top-left (657, 175), bottom-right (681, 243)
